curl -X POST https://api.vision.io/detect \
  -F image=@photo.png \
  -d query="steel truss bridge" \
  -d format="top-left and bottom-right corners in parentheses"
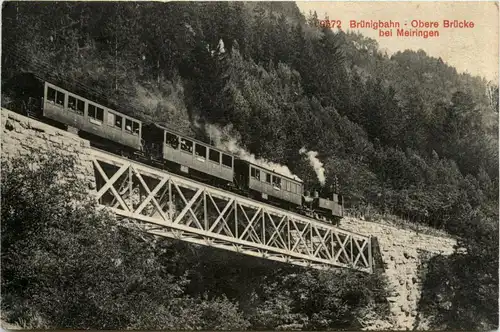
top-left (91, 149), bottom-right (373, 273)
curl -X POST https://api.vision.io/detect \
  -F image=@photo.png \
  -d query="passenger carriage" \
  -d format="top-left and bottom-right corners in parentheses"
top-left (4, 72), bottom-right (345, 225)
top-left (43, 82), bottom-right (143, 151)
top-left (234, 159), bottom-right (303, 207)
top-left (141, 124), bottom-right (235, 184)
top-left (4, 73), bottom-right (143, 152)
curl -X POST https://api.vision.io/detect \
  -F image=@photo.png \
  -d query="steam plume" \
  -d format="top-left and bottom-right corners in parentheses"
top-left (299, 147), bottom-right (326, 186)
top-left (197, 121), bottom-right (302, 181)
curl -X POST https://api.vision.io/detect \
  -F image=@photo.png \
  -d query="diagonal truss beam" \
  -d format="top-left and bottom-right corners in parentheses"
top-left (90, 148), bottom-right (373, 273)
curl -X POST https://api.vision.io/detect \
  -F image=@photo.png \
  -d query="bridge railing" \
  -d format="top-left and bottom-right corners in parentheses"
top-left (90, 148), bottom-right (373, 273)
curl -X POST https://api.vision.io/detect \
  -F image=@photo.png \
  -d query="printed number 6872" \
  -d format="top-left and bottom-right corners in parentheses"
top-left (319, 20), bottom-right (342, 29)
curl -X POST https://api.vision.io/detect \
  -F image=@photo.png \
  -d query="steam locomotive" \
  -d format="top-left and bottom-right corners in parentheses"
top-left (3, 73), bottom-right (344, 224)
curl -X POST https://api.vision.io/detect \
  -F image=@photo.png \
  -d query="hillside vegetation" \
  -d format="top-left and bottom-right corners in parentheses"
top-left (2, 2), bottom-right (498, 330)
top-left (1, 151), bottom-right (389, 329)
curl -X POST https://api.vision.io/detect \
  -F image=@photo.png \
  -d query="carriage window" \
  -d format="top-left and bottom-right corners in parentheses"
top-left (284, 180), bottom-right (289, 191)
top-left (290, 183), bottom-right (295, 193)
top-left (209, 149), bottom-right (220, 163)
top-left (132, 121), bottom-right (140, 135)
top-left (166, 132), bottom-right (179, 149)
top-left (77, 99), bottom-right (85, 114)
top-left (264, 173), bottom-right (271, 183)
top-left (272, 176), bottom-right (282, 189)
top-left (56, 90), bottom-right (65, 107)
top-left (222, 154), bottom-right (232, 168)
top-left (180, 138), bottom-right (193, 153)
top-left (68, 96), bottom-right (84, 115)
top-left (68, 96), bottom-right (76, 110)
top-left (124, 119), bottom-right (139, 135)
top-left (108, 112), bottom-right (123, 129)
top-left (251, 167), bottom-right (260, 180)
top-left (125, 119), bottom-right (133, 133)
top-left (47, 87), bottom-right (56, 103)
top-left (195, 144), bottom-right (207, 159)
top-left (88, 104), bottom-right (104, 123)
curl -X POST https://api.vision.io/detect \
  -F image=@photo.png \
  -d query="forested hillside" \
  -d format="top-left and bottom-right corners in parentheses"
top-left (2, 1), bottom-right (498, 330)
top-left (3, 1), bottom-right (498, 234)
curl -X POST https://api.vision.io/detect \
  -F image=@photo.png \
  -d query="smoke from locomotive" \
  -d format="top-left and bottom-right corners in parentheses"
top-left (201, 122), bottom-right (302, 181)
top-left (4, 72), bottom-right (344, 225)
top-left (299, 147), bottom-right (326, 186)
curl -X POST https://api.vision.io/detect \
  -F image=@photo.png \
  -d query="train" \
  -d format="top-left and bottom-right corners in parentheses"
top-left (3, 72), bottom-right (344, 225)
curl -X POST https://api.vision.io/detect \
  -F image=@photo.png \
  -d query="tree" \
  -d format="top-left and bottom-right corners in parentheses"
top-left (418, 214), bottom-right (498, 330)
top-left (1, 151), bottom-right (184, 328)
top-left (1, 150), bottom-right (250, 330)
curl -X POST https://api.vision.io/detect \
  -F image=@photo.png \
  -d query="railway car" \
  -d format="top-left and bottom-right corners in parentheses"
top-left (4, 72), bottom-right (345, 225)
top-left (4, 73), bottom-right (143, 152)
top-left (43, 82), bottom-right (143, 152)
top-left (142, 123), bottom-right (235, 185)
top-left (234, 159), bottom-right (303, 208)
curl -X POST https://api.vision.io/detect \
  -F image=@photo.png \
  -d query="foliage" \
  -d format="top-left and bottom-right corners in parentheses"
top-left (167, 247), bottom-right (390, 331)
top-left (282, 270), bottom-right (390, 330)
top-left (1, 152), bottom-right (389, 329)
top-left (1, 2), bottom-right (498, 330)
top-left (417, 215), bottom-right (499, 330)
top-left (0, 152), bottom-right (247, 329)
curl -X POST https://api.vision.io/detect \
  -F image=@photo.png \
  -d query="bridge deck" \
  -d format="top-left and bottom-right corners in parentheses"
top-left (90, 148), bottom-right (373, 273)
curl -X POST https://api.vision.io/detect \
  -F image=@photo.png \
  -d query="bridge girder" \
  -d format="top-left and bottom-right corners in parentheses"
top-left (90, 149), bottom-right (373, 273)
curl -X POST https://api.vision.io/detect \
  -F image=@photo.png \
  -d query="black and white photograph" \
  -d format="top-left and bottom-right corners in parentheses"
top-left (1, 1), bottom-right (498, 330)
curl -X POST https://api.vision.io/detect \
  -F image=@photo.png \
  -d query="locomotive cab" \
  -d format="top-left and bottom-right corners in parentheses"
top-left (302, 188), bottom-right (344, 223)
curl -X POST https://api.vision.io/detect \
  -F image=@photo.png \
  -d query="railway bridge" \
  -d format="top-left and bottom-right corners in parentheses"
top-left (91, 148), bottom-right (373, 273)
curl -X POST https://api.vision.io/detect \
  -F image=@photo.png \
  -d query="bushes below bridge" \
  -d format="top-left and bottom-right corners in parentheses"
top-left (416, 213), bottom-right (498, 330)
top-left (1, 152), bottom-right (389, 330)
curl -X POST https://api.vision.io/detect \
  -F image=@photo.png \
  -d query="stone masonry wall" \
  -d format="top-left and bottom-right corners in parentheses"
top-left (1, 109), bottom-right (457, 331)
top-left (340, 217), bottom-right (456, 330)
top-left (1, 109), bottom-right (95, 188)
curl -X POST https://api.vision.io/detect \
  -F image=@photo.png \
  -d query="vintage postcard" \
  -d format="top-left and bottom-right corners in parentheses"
top-left (1, 1), bottom-right (498, 331)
